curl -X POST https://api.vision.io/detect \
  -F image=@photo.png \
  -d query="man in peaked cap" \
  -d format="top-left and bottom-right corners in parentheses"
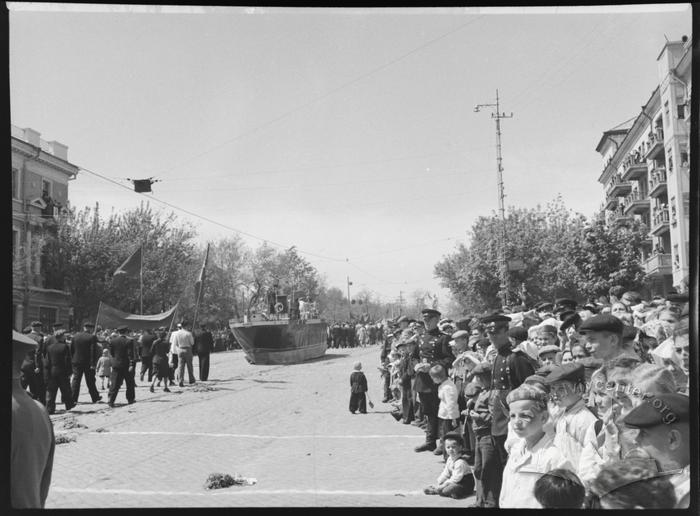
top-left (665, 293), bottom-right (688, 318)
top-left (535, 302), bottom-right (554, 320)
top-left (43, 325), bottom-right (74, 415)
top-left (69, 321), bottom-right (102, 405)
top-left (107, 325), bottom-right (137, 407)
top-left (479, 312), bottom-right (535, 507)
top-left (554, 298), bottom-right (578, 314)
top-left (622, 393), bottom-right (690, 508)
top-left (413, 307), bottom-right (455, 452)
top-left (11, 331), bottom-right (55, 508)
top-left (545, 363), bottom-right (600, 476)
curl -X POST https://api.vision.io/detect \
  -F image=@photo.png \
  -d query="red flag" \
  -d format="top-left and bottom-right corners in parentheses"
top-left (113, 246), bottom-right (142, 278)
top-left (194, 244), bottom-right (210, 299)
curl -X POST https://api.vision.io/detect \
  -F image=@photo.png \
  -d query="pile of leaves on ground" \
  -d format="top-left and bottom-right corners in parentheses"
top-left (55, 434), bottom-right (77, 445)
top-left (204, 473), bottom-right (257, 490)
top-left (191, 384), bottom-right (218, 393)
top-left (61, 416), bottom-right (87, 430)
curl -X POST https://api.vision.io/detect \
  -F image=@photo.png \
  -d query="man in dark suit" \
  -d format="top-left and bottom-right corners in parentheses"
top-left (108, 325), bottom-right (137, 407)
top-left (70, 321), bottom-right (102, 404)
top-left (414, 308), bottom-right (455, 453)
top-left (194, 323), bottom-right (214, 381)
top-left (138, 328), bottom-right (156, 382)
top-left (44, 329), bottom-right (74, 415)
top-left (26, 321), bottom-right (46, 404)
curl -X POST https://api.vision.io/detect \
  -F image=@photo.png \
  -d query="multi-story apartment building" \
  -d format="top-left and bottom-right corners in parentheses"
top-left (596, 36), bottom-right (691, 296)
top-left (12, 125), bottom-right (79, 331)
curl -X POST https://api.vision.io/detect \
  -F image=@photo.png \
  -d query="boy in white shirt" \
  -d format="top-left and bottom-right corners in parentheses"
top-left (499, 384), bottom-right (573, 508)
top-left (430, 364), bottom-right (460, 459)
top-left (424, 432), bottom-right (475, 499)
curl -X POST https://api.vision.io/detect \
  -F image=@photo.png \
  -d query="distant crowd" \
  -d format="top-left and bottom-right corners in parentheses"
top-left (348, 288), bottom-right (691, 508)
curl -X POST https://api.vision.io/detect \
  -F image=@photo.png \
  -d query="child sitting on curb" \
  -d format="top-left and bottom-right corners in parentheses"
top-left (424, 432), bottom-right (475, 499)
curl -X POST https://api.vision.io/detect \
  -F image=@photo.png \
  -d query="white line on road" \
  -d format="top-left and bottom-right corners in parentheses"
top-left (51, 486), bottom-right (426, 497)
top-left (93, 431), bottom-right (420, 439)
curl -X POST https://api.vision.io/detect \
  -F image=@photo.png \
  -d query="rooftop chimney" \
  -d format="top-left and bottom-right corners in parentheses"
top-left (48, 141), bottom-right (68, 160)
top-left (24, 127), bottom-right (41, 147)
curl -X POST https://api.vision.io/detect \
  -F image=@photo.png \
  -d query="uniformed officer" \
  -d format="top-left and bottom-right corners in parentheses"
top-left (380, 331), bottom-right (397, 402)
top-left (108, 325), bottom-right (137, 407)
top-left (27, 321), bottom-right (47, 405)
top-left (69, 321), bottom-right (102, 405)
top-left (44, 329), bottom-right (75, 415)
top-left (535, 302), bottom-right (554, 321)
top-left (621, 393), bottom-right (690, 508)
top-left (482, 312), bottom-right (535, 507)
top-left (554, 298), bottom-right (578, 316)
top-left (413, 308), bottom-right (455, 452)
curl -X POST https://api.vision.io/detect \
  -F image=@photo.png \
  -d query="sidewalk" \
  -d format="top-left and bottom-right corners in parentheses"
top-left (45, 346), bottom-right (476, 507)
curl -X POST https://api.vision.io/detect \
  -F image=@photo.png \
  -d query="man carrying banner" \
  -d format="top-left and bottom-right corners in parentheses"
top-left (108, 325), bottom-right (137, 407)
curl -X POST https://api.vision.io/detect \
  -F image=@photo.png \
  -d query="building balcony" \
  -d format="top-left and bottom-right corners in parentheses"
top-left (606, 174), bottom-right (632, 197)
top-left (650, 208), bottom-right (670, 236)
top-left (623, 190), bottom-right (650, 215)
top-left (604, 195), bottom-right (618, 211)
top-left (621, 160), bottom-right (647, 182)
top-left (644, 132), bottom-right (665, 160)
top-left (648, 168), bottom-right (667, 198)
top-left (644, 253), bottom-right (673, 277)
top-left (609, 206), bottom-right (632, 226)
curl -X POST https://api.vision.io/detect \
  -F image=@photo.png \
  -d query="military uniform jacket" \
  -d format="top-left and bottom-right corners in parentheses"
top-left (109, 335), bottom-right (136, 370)
top-left (413, 328), bottom-right (455, 392)
top-left (28, 331), bottom-right (45, 370)
top-left (44, 341), bottom-right (72, 377)
top-left (70, 331), bottom-right (98, 366)
top-left (488, 345), bottom-right (535, 436)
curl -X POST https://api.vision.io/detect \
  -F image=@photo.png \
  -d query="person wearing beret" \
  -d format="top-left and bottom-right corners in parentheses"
top-left (481, 313), bottom-right (536, 507)
top-left (44, 329), bottom-right (75, 415)
top-left (107, 325), bottom-right (137, 407)
top-left (621, 393), bottom-right (690, 508)
top-left (413, 308), bottom-right (455, 453)
top-left (545, 364), bottom-right (600, 477)
top-left (69, 321), bottom-right (102, 406)
top-left (11, 331), bottom-right (55, 508)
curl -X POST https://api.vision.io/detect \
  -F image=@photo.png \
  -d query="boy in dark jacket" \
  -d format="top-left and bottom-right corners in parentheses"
top-left (349, 361), bottom-right (368, 414)
top-left (467, 362), bottom-right (493, 508)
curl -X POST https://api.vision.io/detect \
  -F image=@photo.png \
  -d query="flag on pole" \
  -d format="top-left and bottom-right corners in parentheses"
top-left (194, 243), bottom-right (210, 299)
top-left (113, 245), bottom-right (142, 279)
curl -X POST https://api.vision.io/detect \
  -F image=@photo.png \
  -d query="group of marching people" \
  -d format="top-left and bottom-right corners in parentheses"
top-left (18, 320), bottom-right (216, 410)
top-left (329, 321), bottom-right (383, 348)
top-left (376, 289), bottom-right (691, 508)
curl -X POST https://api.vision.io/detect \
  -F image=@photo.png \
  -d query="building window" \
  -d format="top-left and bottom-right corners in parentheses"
top-left (664, 101), bottom-right (670, 125)
top-left (680, 148), bottom-right (689, 168)
top-left (12, 167), bottom-right (20, 199)
top-left (673, 245), bottom-right (680, 269)
top-left (668, 154), bottom-right (673, 173)
top-left (41, 179), bottom-right (52, 199)
top-left (39, 306), bottom-right (58, 329)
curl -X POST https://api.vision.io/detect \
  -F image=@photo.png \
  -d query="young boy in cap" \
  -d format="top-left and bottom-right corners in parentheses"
top-left (349, 361), bottom-right (368, 414)
top-left (544, 363), bottom-right (600, 476)
top-left (621, 393), bottom-right (690, 508)
top-left (499, 384), bottom-right (572, 508)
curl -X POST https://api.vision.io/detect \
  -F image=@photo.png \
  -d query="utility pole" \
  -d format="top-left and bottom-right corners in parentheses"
top-left (347, 276), bottom-right (352, 320)
top-left (398, 290), bottom-right (404, 316)
top-left (475, 89), bottom-right (513, 308)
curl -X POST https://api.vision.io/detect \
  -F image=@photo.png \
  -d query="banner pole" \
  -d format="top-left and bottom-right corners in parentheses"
top-left (192, 243), bottom-right (209, 329)
top-left (140, 243), bottom-right (144, 315)
top-left (93, 301), bottom-right (102, 335)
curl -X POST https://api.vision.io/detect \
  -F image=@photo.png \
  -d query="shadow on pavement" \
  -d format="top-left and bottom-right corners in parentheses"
top-left (251, 379), bottom-right (289, 384)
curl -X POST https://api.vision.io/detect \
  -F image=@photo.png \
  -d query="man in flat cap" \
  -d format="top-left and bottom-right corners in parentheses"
top-left (481, 313), bottom-right (536, 507)
top-left (70, 321), bottom-right (102, 405)
top-left (108, 325), bottom-right (137, 407)
top-left (578, 314), bottom-right (640, 364)
top-left (545, 363), bottom-right (600, 476)
top-left (413, 308), bottom-right (455, 452)
top-left (621, 393), bottom-right (690, 508)
top-left (11, 331), bottom-right (55, 508)
top-left (44, 328), bottom-right (74, 415)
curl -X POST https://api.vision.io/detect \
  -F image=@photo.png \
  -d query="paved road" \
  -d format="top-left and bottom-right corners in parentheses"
top-left (45, 346), bottom-right (476, 507)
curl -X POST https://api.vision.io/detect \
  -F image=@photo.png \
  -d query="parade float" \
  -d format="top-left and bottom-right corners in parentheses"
top-left (229, 294), bottom-right (328, 365)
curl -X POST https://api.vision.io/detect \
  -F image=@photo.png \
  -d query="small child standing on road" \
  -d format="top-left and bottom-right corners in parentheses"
top-left (424, 433), bottom-right (475, 499)
top-left (430, 364), bottom-right (460, 459)
top-left (95, 348), bottom-right (112, 390)
top-left (349, 361), bottom-right (368, 414)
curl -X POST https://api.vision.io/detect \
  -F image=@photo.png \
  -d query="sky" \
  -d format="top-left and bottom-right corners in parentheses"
top-left (9, 3), bottom-right (692, 307)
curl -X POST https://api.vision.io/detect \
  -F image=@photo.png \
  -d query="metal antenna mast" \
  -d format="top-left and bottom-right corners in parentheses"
top-left (475, 89), bottom-right (513, 307)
